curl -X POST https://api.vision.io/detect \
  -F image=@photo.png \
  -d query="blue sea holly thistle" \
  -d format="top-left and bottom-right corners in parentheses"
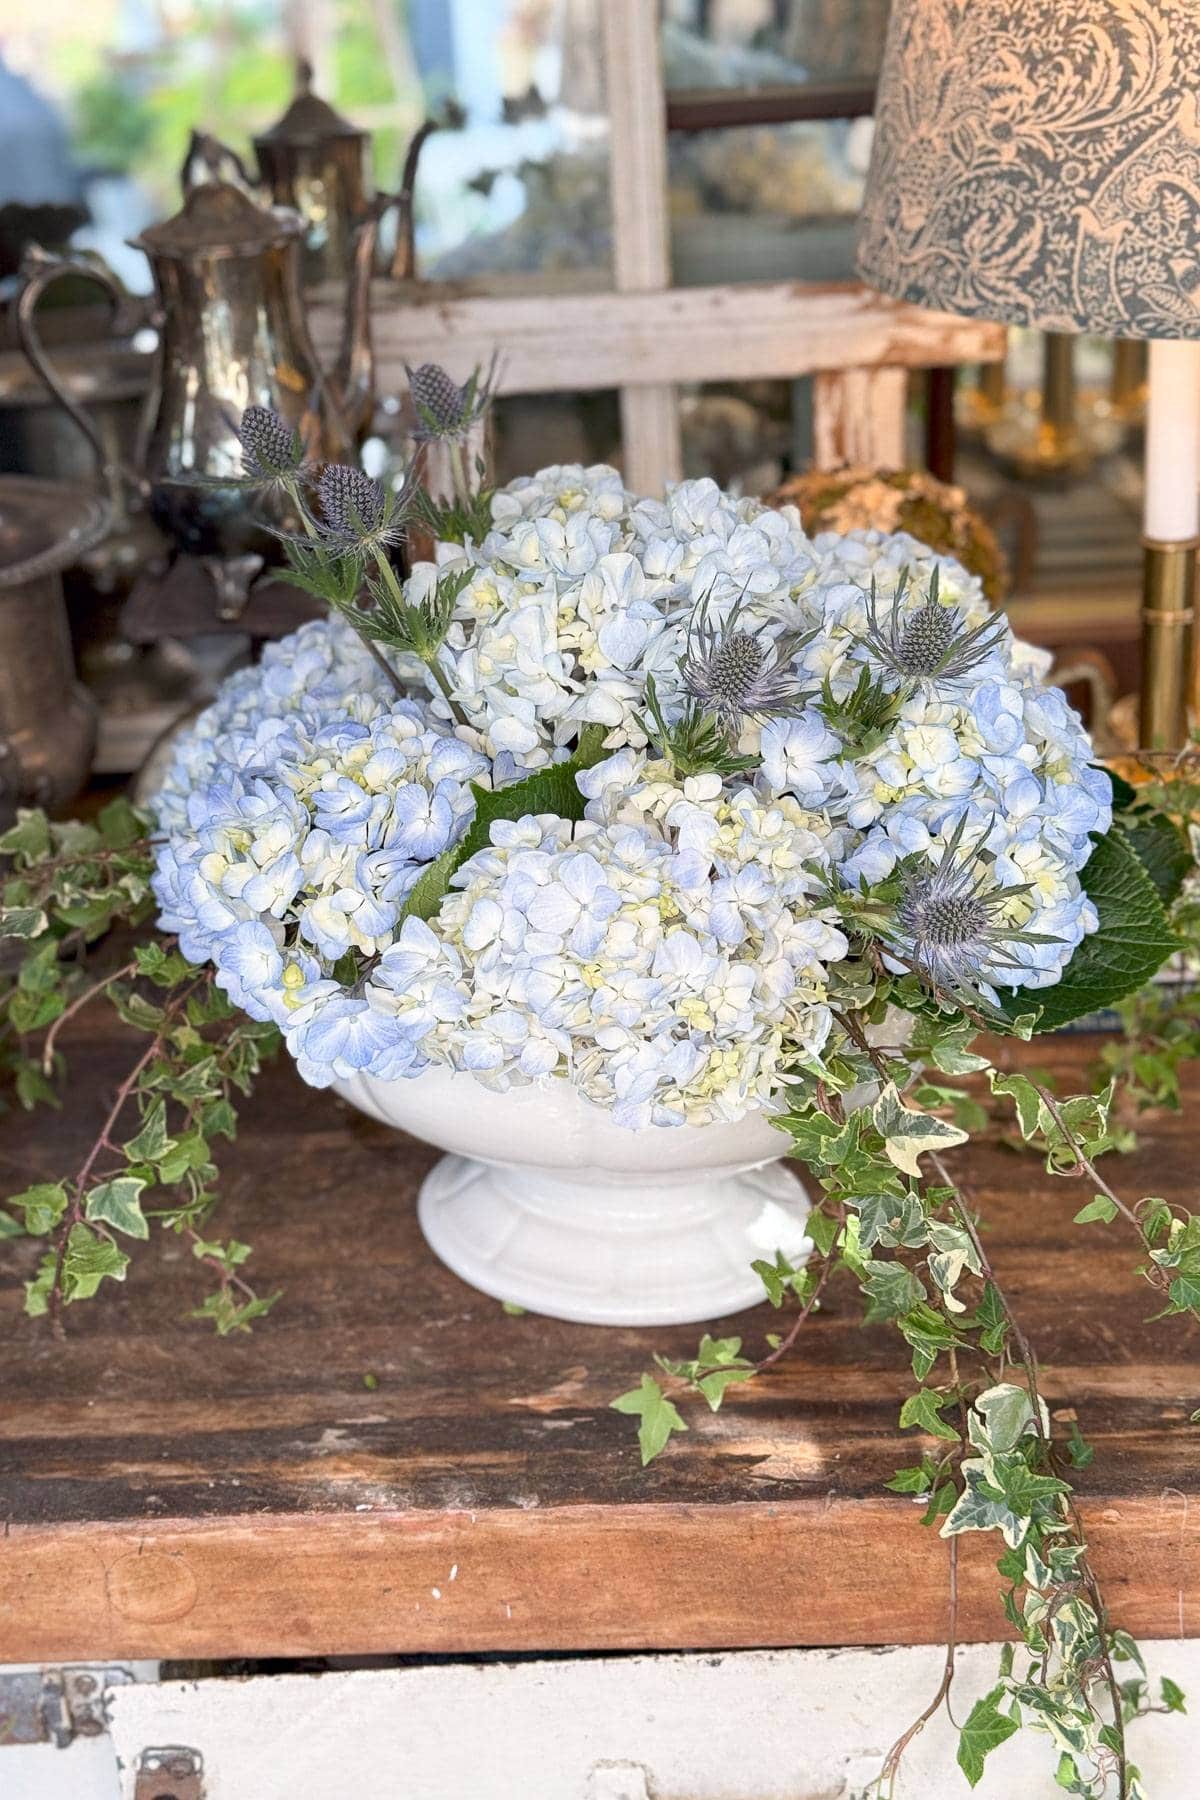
top-left (405, 357), bottom-right (498, 536)
top-left (886, 824), bottom-right (1059, 1010)
top-left (237, 404), bottom-right (306, 482)
top-left (862, 565), bottom-right (1007, 686)
top-left (680, 595), bottom-right (812, 736)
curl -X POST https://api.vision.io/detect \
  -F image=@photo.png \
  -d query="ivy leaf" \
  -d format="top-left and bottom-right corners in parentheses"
top-left (122, 1100), bottom-right (176, 1165)
top-left (6, 1181), bottom-right (68, 1234)
top-left (899, 1388), bottom-right (960, 1441)
top-left (862, 1258), bottom-right (927, 1323)
top-left (1160, 1676), bottom-right (1187, 1714)
top-left (1001, 829), bottom-right (1177, 1033)
top-left (62, 1223), bottom-right (129, 1299)
top-left (957, 1686), bottom-right (1020, 1788)
top-left (940, 1461), bottom-right (1026, 1547)
top-left (857, 1191), bottom-right (928, 1250)
top-left (1166, 1273), bottom-right (1200, 1316)
top-left (1073, 1195), bottom-right (1118, 1225)
top-left (97, 795), bottom-right (149, 848)
top-left (611, 1374), bottom-right (688, 1466)
top-left (989, 1070), bottom-right (1043, 1140)
top-left (884, 1463), bottom-right (933, 1494)
top-left (872, 1082), bottom-right (969, 1177)
top-left (0, 904), bottom-right (50, 939)
top-left (971, 1382), bottom-right (1042, 1455)
top-left (85, 1176), bottom-right (150, 1240)
top-left (0, 809), bottom-right (51, 860)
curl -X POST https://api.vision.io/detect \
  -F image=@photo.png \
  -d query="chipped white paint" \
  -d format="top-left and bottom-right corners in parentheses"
top-left (106, 1643), bottom-right (1200, 1799)
top-left (311, 280), bottom-right (999, 402)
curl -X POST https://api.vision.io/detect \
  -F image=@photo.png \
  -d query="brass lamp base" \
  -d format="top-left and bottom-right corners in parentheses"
top-left (1139, 537), bottom-right (1197, 750)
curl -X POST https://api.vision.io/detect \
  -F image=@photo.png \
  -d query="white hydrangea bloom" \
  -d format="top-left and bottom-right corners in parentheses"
top-left (365, 783), bottom-right (848, 1128)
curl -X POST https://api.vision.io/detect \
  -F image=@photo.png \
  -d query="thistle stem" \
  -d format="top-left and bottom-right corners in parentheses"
top-left (373, 548), bottom-right (469, 727)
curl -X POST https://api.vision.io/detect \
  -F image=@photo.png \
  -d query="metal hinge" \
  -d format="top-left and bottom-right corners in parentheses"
top-left (0, 1664), bottom-right (136, 1748)
top-left (134, 1743), bottom-right (206, 1800)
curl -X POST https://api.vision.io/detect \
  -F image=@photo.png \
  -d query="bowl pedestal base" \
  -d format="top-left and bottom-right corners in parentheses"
top-left (416, 1152), bottom-right (813, 1327)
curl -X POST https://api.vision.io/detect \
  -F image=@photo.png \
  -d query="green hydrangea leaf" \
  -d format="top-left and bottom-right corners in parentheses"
top-left (1118, 810), bottom-right (1192, 908)
top-left (397, 727), bottom-right (609, 927)
top-left (1001, 829), bottom-right (1177, 1033)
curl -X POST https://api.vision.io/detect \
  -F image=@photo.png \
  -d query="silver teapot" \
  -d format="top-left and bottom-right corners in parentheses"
top-left (14, 179), bottom-right (378, 564)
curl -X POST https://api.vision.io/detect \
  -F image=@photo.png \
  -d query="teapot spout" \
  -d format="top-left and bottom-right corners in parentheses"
top-left (328, 206), bottom-right (379, 447)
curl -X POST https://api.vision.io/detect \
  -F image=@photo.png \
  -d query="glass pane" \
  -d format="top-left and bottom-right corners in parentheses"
top-left (669, 117), bottom-right (872, 284)
top-left (662, 0), bottom-right (890, 90)
top-left (0, 0), bottom-right (610, 294)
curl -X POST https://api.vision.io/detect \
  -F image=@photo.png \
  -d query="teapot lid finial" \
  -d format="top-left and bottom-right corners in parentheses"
top-left (254, 61), bottom-right (364, 149)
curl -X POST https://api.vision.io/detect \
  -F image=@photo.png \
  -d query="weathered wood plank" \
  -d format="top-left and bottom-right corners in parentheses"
top-left (602, 0), bottom-right (682, 493)
top-left (813, 366), bottom-right (908, 467)
top-left (0, 1022), bottom-right (1196, 1659)
top-left (310, 281), bottom-right (1004, 398)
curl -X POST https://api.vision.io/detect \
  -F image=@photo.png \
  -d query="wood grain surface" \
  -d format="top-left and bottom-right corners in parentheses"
top-left (1, 1019), bottom-right (1196, 1661)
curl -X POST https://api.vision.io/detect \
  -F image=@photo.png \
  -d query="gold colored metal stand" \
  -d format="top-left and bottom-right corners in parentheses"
top-left (1139, 537), bottom-right (1197, 749)
top-left (986, 334), bottom-right (1096, 482)
top-left (1110, 341), bottom-right (1148, 428)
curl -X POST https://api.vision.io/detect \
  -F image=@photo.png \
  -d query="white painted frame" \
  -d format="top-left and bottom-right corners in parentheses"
top-left (309, 0), bottom-right (1001, 494)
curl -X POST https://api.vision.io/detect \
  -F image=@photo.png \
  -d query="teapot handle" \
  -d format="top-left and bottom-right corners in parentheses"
top-left (180, 128), bottom-right (258, 196)
top-left (14, 245), bottom-right (151, 503)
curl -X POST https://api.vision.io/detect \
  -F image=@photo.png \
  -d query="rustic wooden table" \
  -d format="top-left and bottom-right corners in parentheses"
top-left (1, 1021), bottom-right (1196, 1665)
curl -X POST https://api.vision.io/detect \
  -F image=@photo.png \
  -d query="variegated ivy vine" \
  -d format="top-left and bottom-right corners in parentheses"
top-left (3, 721), bottom-right (1199, 1796)
top-left (614, 753), bottom-right (1200, 1799)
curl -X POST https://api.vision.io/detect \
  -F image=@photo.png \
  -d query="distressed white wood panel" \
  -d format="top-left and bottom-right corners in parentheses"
top-left (602, 0), bottom-right (681, 494)
top-left (312, 283), bottom-right (1003, 400)
top-left (813, 366), bottom-right (909, 468)
top-left (110, 1642), bottom-right (1200, 1799)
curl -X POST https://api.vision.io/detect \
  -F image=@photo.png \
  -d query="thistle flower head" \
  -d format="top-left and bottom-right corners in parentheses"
top-left (887, 817), bottom-right (1057, 1004)
top-left (407, 356), bottom-right (498, 443)
top-left (680, 595), bottom-right (811, 734)
top-left (237, 405), bottom-right (306, 481)
top-left (313, 462), bottom-right (411, 556)
top-left (863, 567), bottom-right (1006, 686)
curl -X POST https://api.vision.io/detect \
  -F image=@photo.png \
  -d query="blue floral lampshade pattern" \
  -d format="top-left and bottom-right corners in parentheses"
top-left (856, 0), bottom-right (1200, 339)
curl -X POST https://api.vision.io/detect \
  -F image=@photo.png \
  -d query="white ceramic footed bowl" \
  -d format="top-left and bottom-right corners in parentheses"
top-left (333, 1066), bottom-right (811, 1327)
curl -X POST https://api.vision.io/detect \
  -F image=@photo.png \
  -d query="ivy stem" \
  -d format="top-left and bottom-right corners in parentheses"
top-left (754, 1204), bottom-right (846, 1372)
top-left (46, 974), bottom-right (206, 1332)
top-left (48, 1036), bottom-right (161, 1334)
top-left (876, 1537), bottom-right (959, 1796)
top-left (41, 959), bottom-right (138, 1076)
top-left (1030, 1082), bottom-right (1143, 1232)
top-left (838, 1011), bottom-right (1135, 1795)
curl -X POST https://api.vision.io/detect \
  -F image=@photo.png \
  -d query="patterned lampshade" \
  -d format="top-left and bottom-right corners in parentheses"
top-left (857, 0), bottom-right (1200, 339)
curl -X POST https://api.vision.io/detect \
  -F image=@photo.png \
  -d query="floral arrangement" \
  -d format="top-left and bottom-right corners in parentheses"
top-left (3, 371), bottom-right (1198, 1800)
top-left (150, 446), bottom-right (1105, 1121)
